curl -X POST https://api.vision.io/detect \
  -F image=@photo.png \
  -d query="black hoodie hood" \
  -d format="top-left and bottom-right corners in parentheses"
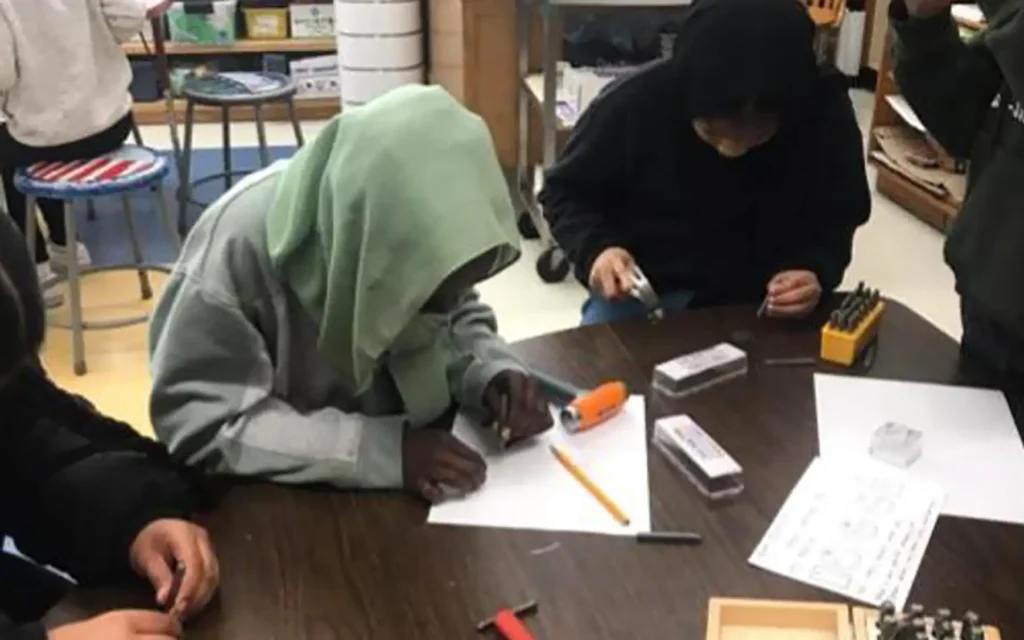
top-left (672, 0), bottom-right (818, 121)
top-left (0, 213), bottom-right (45, 379)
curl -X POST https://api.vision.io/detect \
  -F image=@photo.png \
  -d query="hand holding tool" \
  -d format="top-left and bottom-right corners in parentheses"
top-left (627, 264), bottom-right (664, 321)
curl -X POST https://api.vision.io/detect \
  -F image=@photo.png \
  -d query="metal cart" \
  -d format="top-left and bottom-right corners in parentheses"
top-left (514, 0), bottom-right (691, 283)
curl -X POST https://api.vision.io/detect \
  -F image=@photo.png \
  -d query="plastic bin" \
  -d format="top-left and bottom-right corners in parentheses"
top-left (166, 1), bottom-right (238, 45)
top-left (290, 3), bottom-right (334, 38)
top-left (244, 7), bottom-right (289, 39)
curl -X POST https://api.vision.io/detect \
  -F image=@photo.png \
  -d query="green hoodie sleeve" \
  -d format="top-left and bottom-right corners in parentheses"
top-left (446, 290), bottom-right (525, 415)
top-left (149, 271), bottom-right (406, 490)
top-left (890, 1), bottom-right (1014, 157)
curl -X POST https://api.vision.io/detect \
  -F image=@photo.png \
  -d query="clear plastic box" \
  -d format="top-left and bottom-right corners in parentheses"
top-left (869, 422), bottom-right (923, 468)
top-left (653, 415), bottom-right (744, 500)
top-left (652, 342), bottom-right (747, 398)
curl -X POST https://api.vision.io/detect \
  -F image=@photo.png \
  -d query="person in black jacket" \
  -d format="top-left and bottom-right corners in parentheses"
top-left (0, 212), bottom-right (219, 640)
top-left (540, 0), bottom-right (871, 325)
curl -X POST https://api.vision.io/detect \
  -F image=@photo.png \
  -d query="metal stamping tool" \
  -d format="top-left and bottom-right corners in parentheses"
top-left (628, 264), bottom-right (664, 321)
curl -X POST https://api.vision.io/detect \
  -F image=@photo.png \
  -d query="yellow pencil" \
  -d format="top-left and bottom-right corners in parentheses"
top-left (549, 444), bottom-right (631, 526)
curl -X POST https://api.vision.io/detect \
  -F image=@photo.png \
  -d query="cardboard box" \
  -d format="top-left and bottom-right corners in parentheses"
top-left (290, 3), bottom-right (335, 38)
top-left (289, 54), bottom-right (340, 99)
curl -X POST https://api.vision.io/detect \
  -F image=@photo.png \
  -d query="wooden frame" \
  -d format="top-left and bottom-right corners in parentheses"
top-left (706, 598), bottom-right (853, 640)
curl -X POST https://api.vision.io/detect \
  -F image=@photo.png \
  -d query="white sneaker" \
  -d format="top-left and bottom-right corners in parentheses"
top-left (48, 241), bottom-right (92, 276)
top-left (36, 262), bottom-right (64, 309)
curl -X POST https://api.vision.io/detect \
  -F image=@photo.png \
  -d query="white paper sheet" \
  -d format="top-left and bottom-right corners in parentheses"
top-left (427, 396), bottom-right (650, 536)
top-left (885, 95), bottom-right (927, 134)
top-left (750, 457), bottom-right (943, 609)
top-left (814, 374), bottom-right (1024, 525)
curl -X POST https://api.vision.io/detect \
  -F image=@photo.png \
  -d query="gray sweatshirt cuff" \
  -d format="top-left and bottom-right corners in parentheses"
top-left (461, 357), bottom-right (525, 415)
top-left (352, 415), bottom-right (407, 489)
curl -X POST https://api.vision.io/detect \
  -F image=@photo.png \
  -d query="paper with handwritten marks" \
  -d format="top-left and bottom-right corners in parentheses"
top-left (749, 456), bottom-right (943, 609)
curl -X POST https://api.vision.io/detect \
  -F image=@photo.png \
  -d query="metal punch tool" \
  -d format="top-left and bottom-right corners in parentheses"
top-left (628, 264), bottom-right (664, 321)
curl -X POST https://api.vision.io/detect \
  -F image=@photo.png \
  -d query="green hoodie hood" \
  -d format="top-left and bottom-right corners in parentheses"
top-left (266, 85), bottom-right (521, 417)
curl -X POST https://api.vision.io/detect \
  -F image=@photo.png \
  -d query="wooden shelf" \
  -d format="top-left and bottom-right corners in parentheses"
top-left (867, 25), bottom-right (974, 231)
top-left (874, 163), bottom-right (958, 231)
top-left (122, 38), bottom-right (336, 57)
top-left (132, 97), bottom-right (340, 126)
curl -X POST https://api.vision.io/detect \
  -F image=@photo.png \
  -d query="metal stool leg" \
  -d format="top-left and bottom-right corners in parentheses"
top-left (254, 105), bottom-right (271, 168)
top-left (221, 105), bottom-right (233, 191)
top-left (121, 195), bottom-right (153, 300)
top-left (286, 99), bottom-right (305, 147)
top-left (177, 100), bottom-right (196, 236)
top-left (25, 196), bottom-right (37, 264)
top-left (64, 202), bottom-right (87, 376)
top-left (156, 183), bottom-right (181, 251)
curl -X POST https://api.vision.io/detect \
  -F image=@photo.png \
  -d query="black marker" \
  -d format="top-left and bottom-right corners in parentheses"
top-left (636, 531), bottom-right (703, 545)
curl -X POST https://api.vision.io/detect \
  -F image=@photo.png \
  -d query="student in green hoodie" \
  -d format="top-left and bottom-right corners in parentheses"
top-left (890, 0), bottom-right (1024, 398)
top-left (148, 86), bottom-right (553, 503)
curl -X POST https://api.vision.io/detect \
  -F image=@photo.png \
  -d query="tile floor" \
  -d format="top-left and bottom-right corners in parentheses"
top-left (43, 89), bottom-right (962, 434)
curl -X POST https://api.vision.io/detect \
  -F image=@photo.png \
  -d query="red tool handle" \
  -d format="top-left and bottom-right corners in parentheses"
top-left (493, 610), bottom-right (537, 640)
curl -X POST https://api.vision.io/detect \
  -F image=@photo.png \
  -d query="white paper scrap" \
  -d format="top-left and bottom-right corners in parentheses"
top-left (427, 395), bottom-right (650, 536)
top-left (750, 456), bottom-right (943, 608)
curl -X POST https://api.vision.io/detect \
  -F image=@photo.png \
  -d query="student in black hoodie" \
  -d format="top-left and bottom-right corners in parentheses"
top-left (0, 213), bottom-right (219, 640)
top-left (540, 0), bottom-right (870, 325)
top-left (889, 0), bottom-right (1024, 395)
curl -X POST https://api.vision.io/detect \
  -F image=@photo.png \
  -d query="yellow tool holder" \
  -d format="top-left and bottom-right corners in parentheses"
top-left (820, 301), bottom-right (886, 366)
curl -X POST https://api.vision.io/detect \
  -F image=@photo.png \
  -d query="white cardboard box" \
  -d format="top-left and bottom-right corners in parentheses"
top-left (289, 54), bottom-right (341, 100)
top-left (290, 4), bottom-right (336, 39)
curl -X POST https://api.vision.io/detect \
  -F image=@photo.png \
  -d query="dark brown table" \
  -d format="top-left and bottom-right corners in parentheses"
top-left (51, 301), bottom-right (1024, 639)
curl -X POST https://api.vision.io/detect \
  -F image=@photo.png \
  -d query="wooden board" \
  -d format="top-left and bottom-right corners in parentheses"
top-left (874, 162), bottom-right (958, 231)
top-left (852, 606), bottom-right (1002, 640)
top-left (131, 97), bottom-right (340, 126)
top-left (707, 598), bottom-right (853, 640)
top-left (122, 38), bottom-right (336, 56)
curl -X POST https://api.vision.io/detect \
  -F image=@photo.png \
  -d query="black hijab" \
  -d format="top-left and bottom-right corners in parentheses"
top-left (672, 0), bottom-right (818, 123)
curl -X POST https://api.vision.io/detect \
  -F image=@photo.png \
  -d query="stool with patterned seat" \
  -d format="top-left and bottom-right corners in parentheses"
top-left (15, 145), bottom-right (180, 375)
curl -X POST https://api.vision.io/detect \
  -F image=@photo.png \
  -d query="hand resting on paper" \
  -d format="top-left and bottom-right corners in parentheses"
top-left (484, 370), bottom-right (554, 445)
top-left (403, 405), bottom-right (487, 504)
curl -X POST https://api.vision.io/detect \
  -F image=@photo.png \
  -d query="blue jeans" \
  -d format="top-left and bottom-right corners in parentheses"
top-left (581, 290), bottom-right (696, 325)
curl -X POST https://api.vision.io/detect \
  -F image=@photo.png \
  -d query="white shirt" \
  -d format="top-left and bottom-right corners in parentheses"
top-left (0, 0), bottom-right (147, 147)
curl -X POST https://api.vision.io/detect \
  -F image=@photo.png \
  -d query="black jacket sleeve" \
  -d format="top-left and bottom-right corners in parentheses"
top-left (780, 85), bottom-right (871, 292)
top-left (0, 618), bottom-right (46, 640)
top-left (890, 2), bottom-right (1005, 157)
top-left (0, 366), bottom-right (196, 587)
top-left (539, 91), bottom-right (632, 285)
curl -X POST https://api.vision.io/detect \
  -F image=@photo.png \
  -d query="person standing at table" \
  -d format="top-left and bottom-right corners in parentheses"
top-left (540, 0), bottom-right (870, 325)
top-left (149, 86), bottom-right (553, 504)
top-left (0, 214), bottom-right (219, 640)
top-left (0, 0), bottom-right (173, 306)
top-left (889, 0), bottom-right (1024, 394)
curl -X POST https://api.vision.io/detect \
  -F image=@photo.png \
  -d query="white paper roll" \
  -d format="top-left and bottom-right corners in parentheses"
top-left (334, 1), bottom-right (421, 35)
top-left (338, 34), bottom-right (422, 69)
top-left (341, 67), bottom-right (424, 105)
